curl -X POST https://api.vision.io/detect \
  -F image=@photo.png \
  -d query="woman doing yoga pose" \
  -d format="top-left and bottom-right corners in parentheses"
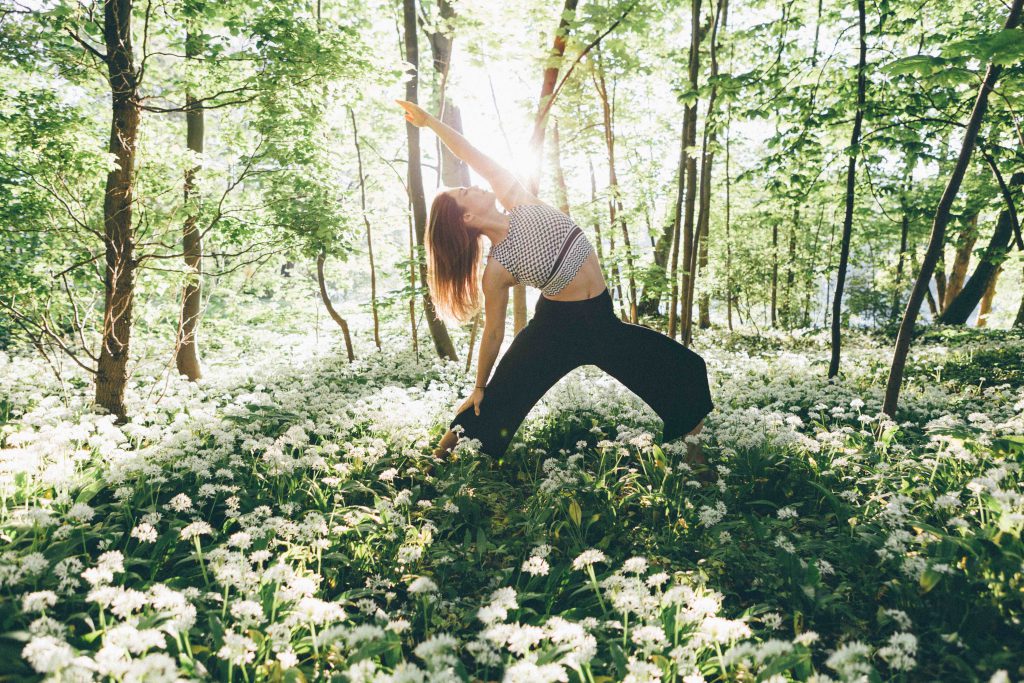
top-left (395, 99), bottom-right (714, 471)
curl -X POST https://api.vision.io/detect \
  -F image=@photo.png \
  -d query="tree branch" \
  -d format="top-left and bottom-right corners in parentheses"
top-left (65, 27), bottom-right (107, 62)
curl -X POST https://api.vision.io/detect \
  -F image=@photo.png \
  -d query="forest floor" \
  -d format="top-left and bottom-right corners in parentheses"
top-left (1, 311), bottom-right (1023, 682)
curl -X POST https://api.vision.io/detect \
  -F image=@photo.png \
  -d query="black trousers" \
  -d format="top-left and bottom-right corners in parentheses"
top-left (449, 287), bottom-right (714, 457)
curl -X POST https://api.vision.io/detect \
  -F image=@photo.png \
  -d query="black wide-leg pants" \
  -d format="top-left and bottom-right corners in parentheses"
top-left (448, 287), bottom-right (714, 458)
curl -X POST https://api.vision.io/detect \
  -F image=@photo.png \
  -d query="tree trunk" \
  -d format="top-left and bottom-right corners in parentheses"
top-left (95, 0), bottom-right (140, 420)
top-left (943, 213), bottom-right (979, 309)
top-left (608, 201), bottom-right (625, 319)
top-left (317, 250), bottom-right (355, 361)
top-left (1015, 262), bottom-right (1024, 326)
top-left (679, 0), bottom-right (702, 345)
top-left (693, 0), bottom-right (727, 336)
top-left (940, 172), bottom-right (1023, 324)
top-left (588, 157), bottom-right (606, 267)
top-left (725, 98), bottom-right (733, 331)
top-left (425, 0), bottom-right (471, 188)
top-left (637, 216), bottom-right (673, 317)
top-left (408, 206), bottom-right (419, 357)
top-left (884, 0), bottom-right (1022, 416)
top-left (668, 121), bottom-right (685, 338)
top-left (516, 0), bottom-right (580, 333)
top-left (403, 0), bottom-right (457, 361)
top-left (466, 309), bottom-right (482, 372)
top-left (175, 30), bottom-right (203, 381)
top-left (934, 248), bottom-right (947, 311)
top-left (593, 50), bottom-right (637, 323)
top-left (783, 208), bottom-right (798, 327)
top-left (771, 222), bottom-right (779, 327)
top-left (641, 10), bottom-right (711, 323)
top-left (804, 205), bottom-right (825, 326)
top-left (440, 102), bottom-right (472, 186)
top-left (349, 108), bottom-right (381, 350)
top-left (888, 161), bottom-right (913, 321)
top-left (976, 263), bottom-right (1001, 327)
top-left (551, 120), bottom-right (571, 215)
top-left (828, 0), bottom-right (867, 379)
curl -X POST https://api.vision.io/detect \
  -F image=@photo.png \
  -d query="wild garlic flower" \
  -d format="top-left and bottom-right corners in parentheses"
top-left (571, 549), bottom-right (607, 570)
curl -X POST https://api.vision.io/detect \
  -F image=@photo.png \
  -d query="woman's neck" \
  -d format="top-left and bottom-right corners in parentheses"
top-left (472, 209), bottom-right (511, 244)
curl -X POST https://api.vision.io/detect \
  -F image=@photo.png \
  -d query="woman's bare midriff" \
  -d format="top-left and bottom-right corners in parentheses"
top-left (541, 251), bottom-right (608, 302)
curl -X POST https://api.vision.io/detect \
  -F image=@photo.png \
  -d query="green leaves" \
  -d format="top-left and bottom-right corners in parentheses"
top-left (943, 28), bottom-right (1024, 66)
top-left (882, 54), bottom-right (945, 77)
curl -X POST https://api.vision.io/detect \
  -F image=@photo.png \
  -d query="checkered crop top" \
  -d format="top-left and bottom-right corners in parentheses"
top-left (488, 203), bottom-right (595, 296)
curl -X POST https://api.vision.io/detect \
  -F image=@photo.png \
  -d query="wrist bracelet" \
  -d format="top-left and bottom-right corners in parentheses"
top-left (475, 385), bottom-right (486, 389)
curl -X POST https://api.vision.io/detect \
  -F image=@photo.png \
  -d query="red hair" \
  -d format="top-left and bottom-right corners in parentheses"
top-left (426, 191), bottom-right (483, 324)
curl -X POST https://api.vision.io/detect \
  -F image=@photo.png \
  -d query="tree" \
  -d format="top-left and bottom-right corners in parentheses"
top-left (828, 0), bottom-right (867, 379)
top-left (175, 25), bottom-right (204, 381)
top-left (884, 0), bottom-right (1023, 416)
top-left (940, 171), bottom-right (1023, 324)
top-left (676, 0), bottom-right (702, 344)
top-left (403, 0), bottom-right (457, 360)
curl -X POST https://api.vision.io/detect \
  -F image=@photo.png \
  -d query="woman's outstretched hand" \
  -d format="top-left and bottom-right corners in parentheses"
top-left (395, 99), bottom-right (431, 128)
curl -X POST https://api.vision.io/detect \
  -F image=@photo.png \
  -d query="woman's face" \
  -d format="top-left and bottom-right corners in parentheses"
top-left (449, 186), bottom-right (496, 223)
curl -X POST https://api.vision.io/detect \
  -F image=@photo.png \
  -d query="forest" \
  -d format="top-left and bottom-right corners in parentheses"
top-left (1, 0), bottom-right (1023, 680)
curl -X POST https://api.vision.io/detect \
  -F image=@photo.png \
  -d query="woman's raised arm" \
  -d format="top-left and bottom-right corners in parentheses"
top-left (395, 100), bottom-right (538, 209)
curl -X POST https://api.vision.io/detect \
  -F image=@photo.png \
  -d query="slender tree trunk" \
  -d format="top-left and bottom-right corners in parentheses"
top-left (783, 208), bottom-right (798, 326)
top-left (466, 309), bottom-right (481, 371)
top-left (694, 0), bottom-right (727, 336)
top-left (551, 120), bottom-right (571, 215)
top-left (725, 98), bottom-right (733, 331)
top-left (668, 121), bottom-right (685, 338)
top-left (884, 0), bottom-right (1022, 415)
top-left (934, 248), bottom-right (948, 311)
top-left (892, 175), bottom-right (911, 319)
top-left (679, 0), bottom-right (702, 345)
top-left (828, 0), bottom-right (867, 379)
top-left (175, 30), bottom-right (203, 381)
top-left (426, 0), bottom-right (471, 189)
top-left (608, 203), bottom-right (626, 319)
top-left (642, 10), bottom-right (710, 322)
top-left (819, 209), bottom-right (835, 327)
top-left (408, 204), bottom-right (419, 357)
top-left (804, 205), bottom-right (825, 326)
top-left (941, 172), bottom-right (1023, 324)
top-left (403, 0), bottom-right (456, 361)
top-left (771, 223), bottom-right (779, 327)
top-left (823, 210), bottom-right (837, 327)
top-left (925, 285), bottom-right (939, 317)
top-left (593, 51), bottom-right (637, 323)
top-left (588, 157), bottom-right (606, 266)
top-left (95, 0), bottom-right (140, 420)
top-left (349, 108), bottom-right (381, 350)
top-left (317, 250), bottom-right (355, 361)
top-left (516, 0), bottom-right (580, 333)
top-left (1015, 262), bottom-right (1024, 326)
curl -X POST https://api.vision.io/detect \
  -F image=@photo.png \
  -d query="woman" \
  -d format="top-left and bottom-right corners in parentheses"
top-left (395, 99), bottom-right (714, 473)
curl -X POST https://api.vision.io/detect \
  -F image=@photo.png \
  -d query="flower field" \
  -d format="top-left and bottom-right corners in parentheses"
top-left (1, 324), bottom-right (1022, 682)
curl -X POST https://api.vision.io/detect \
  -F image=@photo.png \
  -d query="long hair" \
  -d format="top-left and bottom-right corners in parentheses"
top-left (426, 191), bottom-right (483, 324)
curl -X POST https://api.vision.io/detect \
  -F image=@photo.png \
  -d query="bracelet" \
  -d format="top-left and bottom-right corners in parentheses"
top-left (475, 385), bottom-right (486, 389)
